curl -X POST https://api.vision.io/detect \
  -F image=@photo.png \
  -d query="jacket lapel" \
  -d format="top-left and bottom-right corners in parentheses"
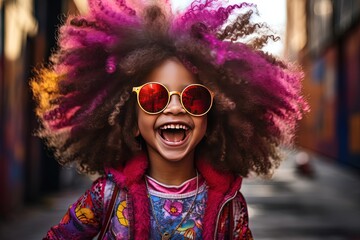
top-left (109, 153), bottom-right (150, 240)
top-left (197, 158), bottom-right (242, 239)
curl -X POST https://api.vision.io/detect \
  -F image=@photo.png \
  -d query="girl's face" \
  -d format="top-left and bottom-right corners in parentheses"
top-left (136, 58), bottom-right (207, 164)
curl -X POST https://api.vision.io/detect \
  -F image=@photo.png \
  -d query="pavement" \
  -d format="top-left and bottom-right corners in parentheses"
top-left (242, 149), bottom-right (360, 240)
top-left (0, 149), bottom-right (360, 240)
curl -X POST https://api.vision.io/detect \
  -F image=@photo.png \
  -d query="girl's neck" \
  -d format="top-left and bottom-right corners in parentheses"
top-left (147, 154), bottom-right (197, 186)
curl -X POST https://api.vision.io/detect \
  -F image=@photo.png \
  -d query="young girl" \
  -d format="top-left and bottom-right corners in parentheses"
top-left (32, 0), bottom-right (308, 239)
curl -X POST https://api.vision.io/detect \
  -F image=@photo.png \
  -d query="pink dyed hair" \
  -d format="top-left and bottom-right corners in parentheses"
top-left (31, 0), bottom-right (308, 176)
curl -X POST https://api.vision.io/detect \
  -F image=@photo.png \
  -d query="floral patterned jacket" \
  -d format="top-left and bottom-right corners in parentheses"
top-left (44, 154), bottom-right (253, 239)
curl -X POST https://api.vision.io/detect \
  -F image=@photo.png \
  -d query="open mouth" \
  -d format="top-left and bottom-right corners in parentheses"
top-left (158, 124), bottom-right (191, 143)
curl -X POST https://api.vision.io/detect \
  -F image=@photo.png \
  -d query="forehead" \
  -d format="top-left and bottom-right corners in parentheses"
top-left (145, 58), bottom-right (196, 89)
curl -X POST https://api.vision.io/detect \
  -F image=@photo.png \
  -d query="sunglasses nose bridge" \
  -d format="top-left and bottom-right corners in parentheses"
top-left (163, 91), bottom-right (186, 114)
top-left (168, 90), bottom-right (182, 103)
top-left (168, 91), bottom-right (182, 105)
top-left (168, 91), bottom-right (181, 97)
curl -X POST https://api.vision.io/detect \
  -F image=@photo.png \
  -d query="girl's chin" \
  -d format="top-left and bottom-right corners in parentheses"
top-left (157, 146), bottom-right (195, 163)
top-left (158, 149), bottom-right (193, 162)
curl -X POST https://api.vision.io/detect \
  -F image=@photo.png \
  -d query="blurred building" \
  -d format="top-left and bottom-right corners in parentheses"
top-left (286, 0), bottom-right (360, 169)
top-left (0, 0), bottom-right (82, 218)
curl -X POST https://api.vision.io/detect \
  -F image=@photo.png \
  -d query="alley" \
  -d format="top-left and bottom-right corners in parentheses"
top-left (243, 150), bottom-right (360, 240)
top-left (1, 1), bottom-right (360, 240)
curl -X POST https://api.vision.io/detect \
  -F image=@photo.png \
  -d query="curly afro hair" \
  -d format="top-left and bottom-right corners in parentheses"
top-left (31, 0), bottom-right (308, 176)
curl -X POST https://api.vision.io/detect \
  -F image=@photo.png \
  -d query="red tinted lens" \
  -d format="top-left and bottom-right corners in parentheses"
top-left (138, 83), bottom-right (169, 113)
top-left (182, 85), bottom-right (212, 115)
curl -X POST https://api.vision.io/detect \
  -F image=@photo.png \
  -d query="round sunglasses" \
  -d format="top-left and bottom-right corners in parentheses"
top-left (132, 82), bottom-right (214, 116)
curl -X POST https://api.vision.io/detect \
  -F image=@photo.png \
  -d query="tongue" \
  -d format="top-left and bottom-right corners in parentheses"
top-left (162, 129), bottom-right (186, 142)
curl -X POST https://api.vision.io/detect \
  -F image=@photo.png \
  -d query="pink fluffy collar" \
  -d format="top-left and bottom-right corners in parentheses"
top-left (107, 153), bottom-right (242, 239)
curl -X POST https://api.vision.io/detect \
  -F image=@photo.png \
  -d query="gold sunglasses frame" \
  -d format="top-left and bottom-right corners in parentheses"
top-left (132, 82), bottom-right (215, 116)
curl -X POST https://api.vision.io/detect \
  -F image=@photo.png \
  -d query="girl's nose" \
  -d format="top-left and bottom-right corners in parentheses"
top-left (163, 94), bottom-right (186, 115)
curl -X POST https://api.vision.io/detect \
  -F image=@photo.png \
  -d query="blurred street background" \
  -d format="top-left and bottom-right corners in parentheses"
top-left (1, 0), bottom-right (360, 239)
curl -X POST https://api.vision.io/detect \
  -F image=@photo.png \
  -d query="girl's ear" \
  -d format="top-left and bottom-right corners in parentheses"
top-left (134, 125), bottom-right (140, 137)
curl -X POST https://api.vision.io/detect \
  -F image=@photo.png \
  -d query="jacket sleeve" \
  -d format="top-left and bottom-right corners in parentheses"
top-left (232, 191), bottom-right (254, 240)
top-left (43, 177), bottom-right (107, 240)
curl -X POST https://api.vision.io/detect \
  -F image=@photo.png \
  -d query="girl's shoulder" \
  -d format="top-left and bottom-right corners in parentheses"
top-left (87, 174), bottom-right (120, 206)
top-left (89, 175), bottom-right (114, 191)
top-left (232, 190), bottom-right (250, 220)
top-left (234, 190), bottom-right (248, 207)
top-left (91, 173), bottom-right (118, 187)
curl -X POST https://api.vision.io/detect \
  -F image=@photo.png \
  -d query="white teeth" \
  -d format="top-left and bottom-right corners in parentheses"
top-left (160, 124), bottom-right (189, 130)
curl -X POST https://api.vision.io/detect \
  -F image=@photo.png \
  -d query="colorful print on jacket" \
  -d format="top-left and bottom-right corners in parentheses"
top-left (44, 154), bottom-right (253, 239)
